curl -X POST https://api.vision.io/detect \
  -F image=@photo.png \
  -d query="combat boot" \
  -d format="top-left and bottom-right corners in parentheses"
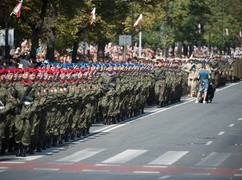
top-left (70, 133), bottom-right (76, 140)
top-left (36, 142), bottom-right (42, 152)
top-left (141, 107), bottom-right (144, 114)
top-left (86, 127), bottom-right (90, 135)
top-left (0, 148), bottom-right (5, 155)
top-left (52, 136), bottom-right (57, 146)
top-left (157, 101), bottom-right (162, 108)
top-left (81, 128), bottom-right (87, 136)
top-left (16, 143), bottom-right (22, 157)
top-left (28, 148), bottom-right (35, 155)
top-left (112, 117), bottom-right (117, 124)
top-left (1, 140), bottom-right (7, 154)
top-left (8, 138), bottom-right (15, 152)
top-left (21, 146), bottom-right (27, 157)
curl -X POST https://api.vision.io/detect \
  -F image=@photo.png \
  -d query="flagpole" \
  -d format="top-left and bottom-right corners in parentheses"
top-left (4, 16), bottom-right (10, 66)
top-left (131, 3), bottom-right (134, 60)
top-left (138, 30), bottom-right (142, 58)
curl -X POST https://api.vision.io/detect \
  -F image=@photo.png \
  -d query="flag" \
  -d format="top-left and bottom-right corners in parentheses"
top-left (133, 14), bottom-right (143, 28)
top-left (10, 0), bottom-right (23, 18)
top-left (90, 7), bottom-right (96, 25)
top-left (21, 39), bottom-right (27, 48)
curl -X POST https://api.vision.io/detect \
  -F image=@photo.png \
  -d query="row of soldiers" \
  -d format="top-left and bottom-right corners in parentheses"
top-left (0, 58), bottom-right (234, 156)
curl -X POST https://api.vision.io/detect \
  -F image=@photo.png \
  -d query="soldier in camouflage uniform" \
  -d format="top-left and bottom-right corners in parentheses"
top-left (153, 61), bottom-right (166, 107)
top-left (0, 69), bottom-right (8, 154)
top-left (13, 68), bottom-right (35, 156)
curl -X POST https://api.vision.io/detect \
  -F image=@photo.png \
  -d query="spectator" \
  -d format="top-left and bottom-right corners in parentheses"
top-left (19, 54), bottom-right (32, 68)
top-left (195, 62), bottom-right (210, 104)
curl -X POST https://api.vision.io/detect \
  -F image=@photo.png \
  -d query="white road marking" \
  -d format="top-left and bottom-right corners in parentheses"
top-left (82, 169), bottom-right (110, 173)
top-left (143, 165), bottom-right (168, 168)
top-left (234, 174), bottom-right (242, 176)
top-left (229, 124), bottom-right (235, 127)
top-left (16, 155), bottom-right (44, 161)
top-left (102, 149), bottom-right (147, 164)
top-left (159, 175), bottom-right (171, 179)
top-left (0, 167), bottom-right (9, 170)
top-left (238, 118), bottom-right (242, 121)
top-left (240, 168), bottom-right (242, 170)
top-left (0, 161), bottom-right (25, 164)
top-left (216, 83), bottom-right (238, 92)
top-left (0, 170), bottom-right (6, 173)
top-left (103, 124), bottom-right (126, 133)
top-left (95, 164), bottom-right (120, 167)
top-left (195, 152), bottom-right (232, 167)
top-left (149, 151), bottom-right (189, 165)
top-left (133, 171), bottom-right (160, 174)
top-left (56, 148), bottom-right (106, 162)
top-left (205, 141), bottom-right (213, 145)
top-left (93, 125), bottom-right (116, 133)
top-left (47, 162), bottom-right (74, 165)
top-left (184, 173), bottom-right (211, 176)
top-left (218, 132), bottom-right (225, 135)
top-left (33, 168), bottom-right (59, 171)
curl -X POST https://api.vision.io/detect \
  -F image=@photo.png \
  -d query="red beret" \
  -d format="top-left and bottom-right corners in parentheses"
top-left (0, 69), bottom-right (6, 75)
top-left (28, 68), bottom-right (38, 74)
top-left (7, 68), bottom-right (16, 74)
top-left (81, 69), bottom-right (88, 73)
top-left (22, 67), bottom-right (30, 73)
top-left (15, 69), bottom-right (22, 74)
top-left (60, 69), bottom-right (72, 74)
top-left (46, 69), bottom-right (53, 74)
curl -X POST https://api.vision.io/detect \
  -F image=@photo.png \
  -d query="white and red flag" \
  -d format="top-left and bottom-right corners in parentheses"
top-left (10, 0), bottom-right (24, 18)
top-left (21, 39), bottom-right (27, 48)
top-left (133, 14), bottom-right (143, 28)
top-left (90, 7), bottom-right (96, 25)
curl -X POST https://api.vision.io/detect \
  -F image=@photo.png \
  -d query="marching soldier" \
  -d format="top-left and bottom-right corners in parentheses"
top-left (0, 69), bottom-right (8, 154)
top-left (14, 68), bottom-right (35, 156)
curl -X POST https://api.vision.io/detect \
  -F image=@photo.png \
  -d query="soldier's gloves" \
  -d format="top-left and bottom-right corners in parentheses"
top-left (0, 105), bottom-right (5, 110)
top-left (0, 106), bottom-right (5, 115)
top-left (23, 101), bottom-right (33, 106)
top-left (0, 101), bottom-right (5, 114)
top-left (109, 82), bottom-right (115, 87)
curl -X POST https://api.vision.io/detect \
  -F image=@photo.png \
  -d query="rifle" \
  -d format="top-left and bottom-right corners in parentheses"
top-left (103, 74), bottom-right (116, 91)
top-left (155, 69), bottom-right (165, 81)
top-left (15, 85), bottom-right (33, 114)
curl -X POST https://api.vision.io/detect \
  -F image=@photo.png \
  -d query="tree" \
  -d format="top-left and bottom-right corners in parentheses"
top-left (1, 0), bottom-right (241, 61)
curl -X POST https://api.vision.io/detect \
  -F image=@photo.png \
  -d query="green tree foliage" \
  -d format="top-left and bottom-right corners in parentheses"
top-left (0, 0), bottom-right (241, 61)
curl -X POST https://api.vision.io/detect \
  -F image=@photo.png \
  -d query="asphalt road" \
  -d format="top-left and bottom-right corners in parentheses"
top-left (1, 82), bottom-right (242, 180)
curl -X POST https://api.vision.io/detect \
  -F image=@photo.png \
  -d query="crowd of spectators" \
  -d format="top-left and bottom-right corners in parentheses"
top-left (0, 39), bottom-right (241, 69)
